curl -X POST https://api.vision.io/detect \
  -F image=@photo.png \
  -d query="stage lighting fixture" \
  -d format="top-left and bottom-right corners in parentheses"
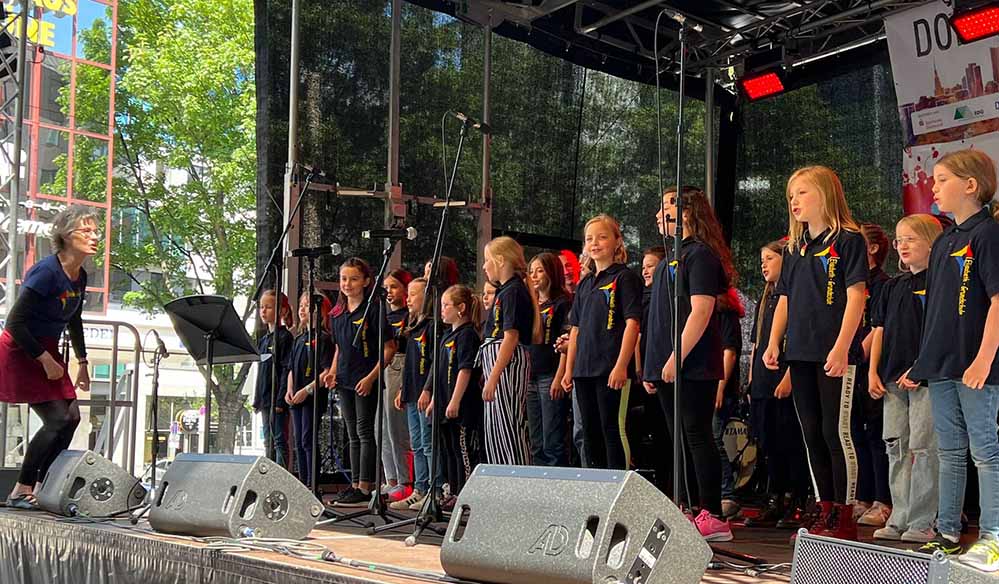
top-left (951, 1), bottom-right (999, 43)
top-left (739, 69), bottom-right (785, 101)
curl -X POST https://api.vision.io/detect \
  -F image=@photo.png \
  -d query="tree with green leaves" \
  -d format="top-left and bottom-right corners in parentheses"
top-left (70, 0), bottom-right (256, 452)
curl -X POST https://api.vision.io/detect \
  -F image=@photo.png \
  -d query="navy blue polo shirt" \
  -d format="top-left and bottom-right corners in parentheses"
top-left (776, 228), bottom-right (868, 363)
top-left (253, 327), bottom-right (294, 409)
top-left (570, 262), bottom-right (644, 378)
top-left (643, 240), bottom-right (726, 382)
top-left (402, 318), bottom-right (435, 403)
top-left (289, 331), bottom-right (332, 409)
top-left (749, 290), bottom-right (786, 400)
top-left (910, 208), bottom-right (999, 384)
top-left (330, 302), bottom-right (393, 389)
top-left (387, 307), bottom-right (409, 354)
top-left (528, 296), bottom-right (571, 378)
top-left (19, 254), bottom-right (86, 339)
top-left (718, 308), bottom-right (743, 396)
top-left (873, 271), bottom-right (927, 383)
top-left (434, 322), bottom-right (482, 426)
top-left (484, 276), bottom-right (534, 343)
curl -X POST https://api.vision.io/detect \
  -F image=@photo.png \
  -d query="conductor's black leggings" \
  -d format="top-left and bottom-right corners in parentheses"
top-left (18, 399), bottom-right (81, 486)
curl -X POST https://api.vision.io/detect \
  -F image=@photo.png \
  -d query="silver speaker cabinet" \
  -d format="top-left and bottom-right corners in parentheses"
top-left (149, 453), bottom-right (322, 540)
top-left (930, 553), bottom-right (999, 584)
top-left (440, 465), bottom-right (712, 584)
top-left (790, 531), bottom-right (932, 584)
top-left (35, 450), bottom-right (146, 518)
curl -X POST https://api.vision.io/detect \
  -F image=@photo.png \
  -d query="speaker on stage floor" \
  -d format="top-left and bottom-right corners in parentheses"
top-left (148, 453), bottom-right (322, 540)
top-left (35, 450), bottom-right (146, 518)
top-left (440, 465), bottom-right (711, 584)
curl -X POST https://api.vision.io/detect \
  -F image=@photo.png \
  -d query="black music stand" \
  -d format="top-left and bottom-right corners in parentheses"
top-left (164, 295), bottom-right (259, 453)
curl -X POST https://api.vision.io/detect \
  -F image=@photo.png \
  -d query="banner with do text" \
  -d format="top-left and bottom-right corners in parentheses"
top-left (886, 0), bottom-right (999, 214)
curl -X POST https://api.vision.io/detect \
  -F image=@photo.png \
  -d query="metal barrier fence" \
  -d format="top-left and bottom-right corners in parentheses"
top-left (0, 319), bottom-right (142, 476)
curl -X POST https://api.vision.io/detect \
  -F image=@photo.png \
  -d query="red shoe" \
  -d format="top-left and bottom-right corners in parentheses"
top-left (823, 503), bottom-right (858, 541)
top-left (791, 501), bottom-right (835, 543)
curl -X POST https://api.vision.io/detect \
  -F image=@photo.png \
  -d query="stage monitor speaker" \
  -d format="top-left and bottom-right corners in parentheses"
top-left (930, 552), bottom-right (999, 584)
top-left (790, 531), bottom-right (931, 584)
top-left (440, 465), bottom-right (711, 584)
top-left (35, 450), bottom-right (146, 518)
top-left (149, 453), bottom-right (322, 540)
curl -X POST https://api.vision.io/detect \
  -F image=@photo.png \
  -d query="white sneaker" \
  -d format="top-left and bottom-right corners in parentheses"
top-left (873, 525), bottom-right (903, 541)
top-left (390, 490), bottom-right (423, 511)
top-left (407, 492), bottom-right (429, 511)
top-left (901, 527), bottom-right (936, 543)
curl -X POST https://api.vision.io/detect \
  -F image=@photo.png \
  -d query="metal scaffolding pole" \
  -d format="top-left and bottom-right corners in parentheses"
top-left (704, 68), bottom-right (715, 205)
top-left (475, 24), bottom-right (493, 291)
top-left (386, 0), bottom-right (402, 268)
top-left (282, 0), bottom-right (302, 295)
top-left (4, 0), bottom-right (29, 314)
top-left (1, 0), bottom-right (33, 468)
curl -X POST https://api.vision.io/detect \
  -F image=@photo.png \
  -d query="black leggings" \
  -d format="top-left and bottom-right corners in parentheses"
top-left (339, 388), bottom-right (378, 484)
top-left (655, 379), bottom-right (722, 516)
top-left (752, 396), bottom-right (811, 498)
top-left (19, 399), bottom-right (81, 486)
top-left (789, 361), bottom-right (857, 504)
top-left (573, 375), bottom-right (630, 470)
top-left (441, 422), bottom-right (480, 496)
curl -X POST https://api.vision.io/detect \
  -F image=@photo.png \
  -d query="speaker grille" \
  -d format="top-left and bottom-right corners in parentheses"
top-left (791, 533), bottom-right (930, 584)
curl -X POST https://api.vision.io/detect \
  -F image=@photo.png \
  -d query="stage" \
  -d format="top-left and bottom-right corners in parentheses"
top-left (0, 505), bottom-right (812, 584)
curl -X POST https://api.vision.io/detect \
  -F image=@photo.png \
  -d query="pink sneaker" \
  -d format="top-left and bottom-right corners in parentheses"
top-left (387, 485), bottom-right (412, 503)
top-left (695, 509), bottom-right (733, 542)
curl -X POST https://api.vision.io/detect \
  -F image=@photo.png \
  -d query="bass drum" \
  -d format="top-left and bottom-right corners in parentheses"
top-left (721, 416), bottom-right (758, 491)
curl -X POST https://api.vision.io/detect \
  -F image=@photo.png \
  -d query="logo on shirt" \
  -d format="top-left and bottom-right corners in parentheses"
top-left (814, 244), bottom-right (840, 305)
top-left (668, 259), bottom-right (678, 280)
top-left (599, 279), bottom-right (617, 330)
top-left (951, 245), bottom-right (974, 316)
top-left (541, 306), bottom-right (554, 344)
top-left (413, 331), bottom-right (428, 375)
top-left (352, 317), bottom-right (370, 357)
top-left (58, 289), bottom-right (80, 311)
top-left (391, 319), bottom-right (405, 338)
top-left (913, 288), bottom-right (927, 308)
top-left (444, 339), bottom-right (456, 385)
top-left (491, 298), bottom-right (502, 338)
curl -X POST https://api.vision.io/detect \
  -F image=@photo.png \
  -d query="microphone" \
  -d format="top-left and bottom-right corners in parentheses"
top-left (152, 330), bottom-right (170, 358)
top-left (664, 9), bottom-right (703, 32)
top-left (449, 111), bottom-right (492, 134)
top-left (289, 243), bottom-right (343, 258)
top-left (361, 227), bottom-right (418, 241)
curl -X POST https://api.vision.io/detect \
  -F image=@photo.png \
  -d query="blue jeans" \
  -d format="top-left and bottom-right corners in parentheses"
top-left (928, 379), bottom-right (999, 538)
top-left (526, 374), bottom-right (570, 466)
top-left (712, 395), bottom-right (737, 500)
top-left (260, 407), bottom-right (289, 467)
top-left (406, 402), bottom-right (433, 494)
top-left (571, 388), bottom-right (588, 467)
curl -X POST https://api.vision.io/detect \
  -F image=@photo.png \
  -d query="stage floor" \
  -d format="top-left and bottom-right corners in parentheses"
top-left (0, 505), bottom-right (973, 584)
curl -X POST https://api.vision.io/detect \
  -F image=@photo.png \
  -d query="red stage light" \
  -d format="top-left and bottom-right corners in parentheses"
top-left (951, 3), bottom-right (999, 43)
top-left (739, 71), bottom-right (785, 101)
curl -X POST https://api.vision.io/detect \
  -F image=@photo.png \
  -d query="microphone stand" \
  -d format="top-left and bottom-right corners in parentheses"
top-left (323, 236), bottom-right (408, 529)
top-left (129, 339), bottom-right (166, 524)
top-left (375, 117), bottom-right (474, 543)
top-left (657, 15), bottom-right (762, 566)
top-left (247, 166), bottom-right (319, 462)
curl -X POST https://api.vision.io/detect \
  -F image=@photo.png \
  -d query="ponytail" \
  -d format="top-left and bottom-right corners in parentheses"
top-left (445, 285), bottom-right (484, 337)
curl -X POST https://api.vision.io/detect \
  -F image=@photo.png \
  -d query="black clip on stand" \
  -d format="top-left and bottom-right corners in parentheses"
top-left (322, 235), bottom-right (410, 530)
top-left (246, 165), bottom-right (320, 462)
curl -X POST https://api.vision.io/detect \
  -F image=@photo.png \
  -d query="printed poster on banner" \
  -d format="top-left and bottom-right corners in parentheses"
top-left (885, 0), bottom-right (999, 213)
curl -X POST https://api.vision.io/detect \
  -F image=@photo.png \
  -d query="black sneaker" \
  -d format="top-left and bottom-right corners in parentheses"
top-left (330, 487), bottom-right (354, 504)
top-left (919, 534), bottom-right (964, 556)
top-left (334, 488), bottom-right (371, 507)
top-left (745, 496), bottom-right (783, 528)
